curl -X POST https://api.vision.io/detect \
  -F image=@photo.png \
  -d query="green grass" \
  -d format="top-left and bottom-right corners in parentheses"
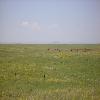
top-left (0, 44), bottom-right (100, 100)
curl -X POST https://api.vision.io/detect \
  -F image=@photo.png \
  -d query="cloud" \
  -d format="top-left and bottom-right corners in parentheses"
top-left (20, 20), bottom-right (59, 33)
top-left (21, 21), bottom-right (29, 27)
top-left (20, 21), bottom-right (41, 32)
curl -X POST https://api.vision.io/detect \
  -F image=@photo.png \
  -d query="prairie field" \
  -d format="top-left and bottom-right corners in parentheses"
top-left (0, 44), bottom-right (100, 100)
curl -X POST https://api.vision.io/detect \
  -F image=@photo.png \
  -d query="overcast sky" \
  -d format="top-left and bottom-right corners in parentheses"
top-left (0, 0), bottom-right (100, 43)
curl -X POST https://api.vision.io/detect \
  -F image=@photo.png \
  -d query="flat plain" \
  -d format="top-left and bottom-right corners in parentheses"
top-left (0, 44), bottom-right (100, 100)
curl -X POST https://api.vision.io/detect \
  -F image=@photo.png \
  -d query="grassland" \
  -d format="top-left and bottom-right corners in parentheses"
top-left (0, 44), bottom-right (100, 100)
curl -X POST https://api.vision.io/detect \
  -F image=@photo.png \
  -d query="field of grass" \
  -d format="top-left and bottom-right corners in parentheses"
top-left (0, 44), bottom-right (100, 100)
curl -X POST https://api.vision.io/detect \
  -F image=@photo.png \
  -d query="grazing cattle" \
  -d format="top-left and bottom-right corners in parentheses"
top-left (48, 48), bottom-right (50, 51)
top-left (47, 48), bottom-right (61, 52)
top-left (58, 49), bottom-right (61, 52)
top-left (48, 48), bottom-right (92, 53)
top-left (70, 49), bottom-right (72, 52)
top-left (70, 48), bottom-right (92, 52)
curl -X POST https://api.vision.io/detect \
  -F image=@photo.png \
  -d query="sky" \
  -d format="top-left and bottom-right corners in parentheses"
top-left (0, 0), bottom-right (100, 44)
